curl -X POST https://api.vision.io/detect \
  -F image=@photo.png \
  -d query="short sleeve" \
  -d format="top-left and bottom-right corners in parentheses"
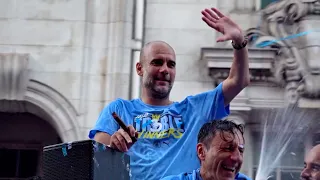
top-left (186, 82), bottom-right (230, 121)
top-left (88, 100), bottom-right (120, 139)
top-left (236, 173), bottom-right (252, 180)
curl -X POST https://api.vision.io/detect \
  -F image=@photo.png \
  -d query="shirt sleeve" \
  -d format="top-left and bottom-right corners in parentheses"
top-left (88, 100), bottom-right (120, 139)
top-left (236, 173), bottom-right (252, 180)
top-left (186, 82), bottom-right (230, 121)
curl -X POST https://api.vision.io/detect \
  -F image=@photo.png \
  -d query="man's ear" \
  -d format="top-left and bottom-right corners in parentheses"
top-left (197, 143), bottom-right (207, 161)
top-left (136, 62), bottom-right (143, 76)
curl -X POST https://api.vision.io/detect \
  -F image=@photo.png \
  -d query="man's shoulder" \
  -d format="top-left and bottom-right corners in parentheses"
top-left (112, 98), bottom-right (136, 103)
top-left (106, 98), bottom-right (139, 108)
top-left (160, 173), bottom-right (191, 180)
top-left (236, 173), bottom-right (252, 180)
top-left (180, 83), bottom-right (224, 103)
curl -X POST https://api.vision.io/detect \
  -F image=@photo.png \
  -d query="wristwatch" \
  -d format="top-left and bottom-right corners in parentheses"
top-left (231, 36), bottom-right (248, 50)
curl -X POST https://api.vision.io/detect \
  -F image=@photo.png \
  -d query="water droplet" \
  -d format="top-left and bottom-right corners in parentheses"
top-left (93, 157), bottom-right (99, 168)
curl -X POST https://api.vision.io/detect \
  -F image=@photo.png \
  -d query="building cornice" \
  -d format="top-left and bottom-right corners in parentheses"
top-left (200, 47), bottom-right (280, 85)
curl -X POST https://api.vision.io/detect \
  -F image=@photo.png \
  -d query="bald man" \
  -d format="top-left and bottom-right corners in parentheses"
top-left (89, 7), bottom-right (250, 180)
top-left (301, 144), bottom-right (320, 180)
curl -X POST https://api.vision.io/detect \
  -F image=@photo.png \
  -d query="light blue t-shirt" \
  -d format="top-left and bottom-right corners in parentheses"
top-left (161, 168), bottom-right (252, 180)
top-left (89, 83), bottom-right (229, 180)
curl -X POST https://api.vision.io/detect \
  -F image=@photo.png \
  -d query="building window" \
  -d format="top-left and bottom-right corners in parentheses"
top-left (281, 169), bottom-right (301, 180)
top-left (260, 0), bottom-right (278, 9)
top-left (254, 167), bottom-right (302, 180)
top-left (251, 130), bottom-right (304, 180)
top-left (129, 50), bottom-right (141, 99)
top-left (0, 148), bottom-right (39, 178)
top-left (253, 169), bottom-right (276, 180)
top-left (132, 0), bottom-right (145, 40)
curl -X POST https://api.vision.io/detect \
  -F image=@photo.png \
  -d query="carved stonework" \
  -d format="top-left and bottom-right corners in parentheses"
top-left (0, 53), bottom-right (30, 101)
top-left (210, 68), bottom-right (275, 85)
top-left (245, 0), bottom-right (320, 103)
top-left (201, 47), bottom-right (279, 85)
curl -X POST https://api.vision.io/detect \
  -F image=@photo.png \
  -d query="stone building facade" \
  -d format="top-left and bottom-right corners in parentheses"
top-left (0, 0), bottom-right (319, 179)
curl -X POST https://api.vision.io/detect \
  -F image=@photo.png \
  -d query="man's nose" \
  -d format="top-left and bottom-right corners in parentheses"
top-left (159, 64), bottom-right (169, 73)
top-left (301, 168), bottom-right (311, 179)
top-left (230, 150), bottom-right (242, 162)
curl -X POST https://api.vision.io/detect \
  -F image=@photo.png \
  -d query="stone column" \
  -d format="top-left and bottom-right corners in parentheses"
top-left (80, 0), bottom-right (135, 105)
top-left (78, 0), bottom-right (136, 137)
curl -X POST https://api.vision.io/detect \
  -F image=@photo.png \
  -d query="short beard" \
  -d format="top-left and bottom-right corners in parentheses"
top-left (143, 77), bottom-right (172, 100)
top-left (150, 85), bottom-right (172, 99)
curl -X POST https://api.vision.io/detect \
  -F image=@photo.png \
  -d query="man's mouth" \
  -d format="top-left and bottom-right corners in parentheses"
top-left (222, 165), bottom-right (236, 172)
top-left (155, 74), bottom-right (171, 83)
top-left (155, 78), bottom-right (170, 83)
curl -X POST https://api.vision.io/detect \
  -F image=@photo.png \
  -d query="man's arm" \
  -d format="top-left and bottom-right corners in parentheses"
top-left (94, 132), bottom-right (111, 146)
top-left (88, 100), bottom-right (137, 152)
top-left (222, 40), bottom-right (250, 106)
top-left (201, 8), bottom-right (250, 106)
top-left (94, 127), bottom-right (137, 152)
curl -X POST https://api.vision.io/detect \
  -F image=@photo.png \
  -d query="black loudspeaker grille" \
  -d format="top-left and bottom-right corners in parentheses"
top-left (42, 140), bottom-right (130, 180)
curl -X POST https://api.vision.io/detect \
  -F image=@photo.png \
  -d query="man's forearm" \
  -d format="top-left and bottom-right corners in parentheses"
top-left (200, 7), bottom-right (250, 105)
top-left (228, 43), bottom-right (250, 88)
top-left (94, 132), bottom-right (112, 146)
top-left (222, 37), bottom-right (250, 105)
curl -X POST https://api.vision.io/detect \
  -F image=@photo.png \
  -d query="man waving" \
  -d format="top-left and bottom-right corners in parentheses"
top-left (89, 7), bottom-right (250, 180)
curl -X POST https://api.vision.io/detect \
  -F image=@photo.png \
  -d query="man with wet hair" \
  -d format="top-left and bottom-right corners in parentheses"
top-left (301, 144), bottom-right (320, 180)
top-left (89, 7), bottom-right (250, 180)
top-left (161, 120), bottom-right (251, 180)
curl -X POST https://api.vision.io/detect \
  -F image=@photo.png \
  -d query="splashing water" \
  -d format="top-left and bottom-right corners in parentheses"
top-left (121, 154), bottom-right (132, 177)
top-left (254, 105), bottom-right (317, 180)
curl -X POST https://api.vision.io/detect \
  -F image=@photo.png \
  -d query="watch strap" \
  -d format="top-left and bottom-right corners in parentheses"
top-left (231, 36), bottom-right (248, 50)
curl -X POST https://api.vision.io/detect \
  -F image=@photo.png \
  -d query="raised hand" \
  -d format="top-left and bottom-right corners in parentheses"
top-left (201, 8), bottom-right (244, 44)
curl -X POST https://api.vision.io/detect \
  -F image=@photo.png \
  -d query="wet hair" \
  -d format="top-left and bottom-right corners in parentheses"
top-left (197, 120), bottom-right (245, 148)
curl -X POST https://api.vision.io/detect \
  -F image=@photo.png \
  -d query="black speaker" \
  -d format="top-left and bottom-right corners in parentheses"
top-left (42, 140), bottom-right (130, 180)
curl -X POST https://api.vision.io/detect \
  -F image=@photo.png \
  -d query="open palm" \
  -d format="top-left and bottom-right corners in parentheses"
top-left (201, 8), bottom-right (243, 43)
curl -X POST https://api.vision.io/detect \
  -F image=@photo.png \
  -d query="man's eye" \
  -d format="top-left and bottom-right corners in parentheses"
top-left (152, 60), bottom-right (163, 65)
top-left (312, 165), bottom-right (320, 171)
top-left (168, 62), bottom-right (176, 68)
